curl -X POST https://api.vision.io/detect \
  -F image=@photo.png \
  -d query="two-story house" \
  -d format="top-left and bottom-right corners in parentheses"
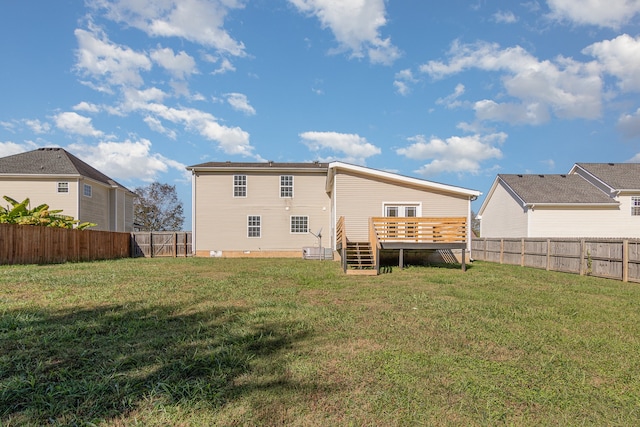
top-left (0, 147), bottom-right (136, 232)
top-left (479, 162), bottom-right (640, 238)
top-left (187, 160), bottom-right (481, 271)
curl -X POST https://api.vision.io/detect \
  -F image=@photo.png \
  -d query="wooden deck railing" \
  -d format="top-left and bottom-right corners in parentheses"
top-left (371, 217), bottom-right (467, 243)
top-left (369, 217), bottom-right (381, 274)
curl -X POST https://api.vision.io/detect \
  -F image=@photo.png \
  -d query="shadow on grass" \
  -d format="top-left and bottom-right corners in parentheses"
top-left (0, 303), bottom-right (311, 425)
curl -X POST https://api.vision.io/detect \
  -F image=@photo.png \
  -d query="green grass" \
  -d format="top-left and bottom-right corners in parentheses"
top-left (1, 258), bottom-right (639, 426)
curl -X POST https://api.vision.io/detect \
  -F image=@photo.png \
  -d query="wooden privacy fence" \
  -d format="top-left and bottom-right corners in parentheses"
top-left (131, 232), bottom-right (192, 258)
top-left (472, 237), bottom-right (640, 283)
top-left (0, 223), bottom-right (130, 265)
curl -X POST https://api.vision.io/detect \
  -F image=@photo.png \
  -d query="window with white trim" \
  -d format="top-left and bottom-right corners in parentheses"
top-left (280, 175), bottom-right (293, 198)
top-left (57, 182), bottom-right (69, 193)
top-left (290, 215), bottom-right (308, 233)
top-left (248, 215), bottom-right (261, 237)
top-left (83, 184), bottom-right (92, 197)
top-left (632, 196), bottom-right (640, 216)
top-left (234, 175), bottom-right (247, 197)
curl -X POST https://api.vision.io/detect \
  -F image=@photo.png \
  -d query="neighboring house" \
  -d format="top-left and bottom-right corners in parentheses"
top-left (479, 162), bottom-right (640, 238)
top-left (187, 160), bottom-right (480, 271)
top-left (0, 147), bottom-right (136, 232)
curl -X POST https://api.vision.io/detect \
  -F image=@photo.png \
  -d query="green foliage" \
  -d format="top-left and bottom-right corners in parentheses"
top-left (0, 196), bottom-right (95, 229)
top-left (134, 182), bottom-right (184, 231)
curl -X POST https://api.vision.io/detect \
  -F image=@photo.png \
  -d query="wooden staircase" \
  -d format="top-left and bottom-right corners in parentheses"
top-left (345, 241), bottom-right (377, 275)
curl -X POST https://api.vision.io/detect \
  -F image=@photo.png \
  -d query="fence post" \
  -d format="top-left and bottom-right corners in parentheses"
top-left (579, 239), bottom-right (585, 276)
top-left (623, 239), bottom-right (629, 282)
top-left (546, 239), bottom-right (551, 271)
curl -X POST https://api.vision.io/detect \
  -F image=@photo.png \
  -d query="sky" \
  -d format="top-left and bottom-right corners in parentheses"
top-left (2, 0), bottom-right (640, 230)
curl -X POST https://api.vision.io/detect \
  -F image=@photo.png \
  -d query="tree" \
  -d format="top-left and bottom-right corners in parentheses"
top-left (0, 196), bottom-right (95, 229)
top-left (134, 182), bottom-right (184, 231)
top-left (471, 210), bottom-right (480, 237)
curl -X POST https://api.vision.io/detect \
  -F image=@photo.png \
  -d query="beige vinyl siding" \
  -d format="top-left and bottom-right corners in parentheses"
top-left (194, 171), bottom-right (331, 252)
top-left (480, 182), bottom-right (528, 238)
top-left (334, 171), bottom-right (469, 241)
top-left (79, 182), bottom-right (110, 231)
top-left (0, 178), bottom-right (79, 218)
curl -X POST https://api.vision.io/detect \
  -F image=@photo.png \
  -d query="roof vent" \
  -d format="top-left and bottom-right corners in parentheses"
top-left (538, 174), bottom-right (544, 178)
top-left (268, 160), bottom-right (273, 166)
top-left (560, 174), bottom-right (566, 177)
top-left (517, 174), bottom-right (523, 177)
top-left (608, 163), bottom-right (615, 166)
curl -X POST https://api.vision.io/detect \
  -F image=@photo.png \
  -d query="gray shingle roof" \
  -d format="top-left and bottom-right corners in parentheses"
top-left (498, 174), bottom-right (616, 204)
top-left (188, 161), bottom-right (329, 169)
top-left (575, 163), bottom-right (640, 190)
top-left (0, 147), bottom-right (133, 192)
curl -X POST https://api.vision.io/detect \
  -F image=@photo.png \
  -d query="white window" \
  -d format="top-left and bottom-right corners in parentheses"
top-left (290, 216), bottom-right (308, 233)
top-left (234, 175), bottom-right (247, 197)
top-left (83, 184), bottom-right (92, 197)
top-left (57, 182), bottom-right (69, 193)
top-left (248, 216), bottom-right (261, 237)
top-left (632, 196), bottom-right (640, 216)
top-left (280, 175), bottom-right (293, 198)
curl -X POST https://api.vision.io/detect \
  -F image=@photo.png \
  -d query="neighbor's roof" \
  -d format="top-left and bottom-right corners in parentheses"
top-left (187, 161), bottom-right (329, 171)
top-left (497, 174), bottom-right (616, 205)
top-left (571, 162), bottom-right (640, 191)
top-left (0, 147), bottom-right (134, 193)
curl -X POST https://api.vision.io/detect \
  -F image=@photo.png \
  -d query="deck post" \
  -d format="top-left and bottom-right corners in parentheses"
top-left (399, 248), bottom-right (404, 269)
top-left (461, 248), bottom-right (466, 272)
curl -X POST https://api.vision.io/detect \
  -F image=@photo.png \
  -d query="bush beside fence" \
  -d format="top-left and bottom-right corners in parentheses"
top-left (0, 223), bottom-right (131, 265)
top-left (472, 237), bottom-right (640, 283)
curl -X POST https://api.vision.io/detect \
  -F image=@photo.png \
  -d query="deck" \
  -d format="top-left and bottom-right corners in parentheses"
top-left (336, 216), bottom-right (468, 275)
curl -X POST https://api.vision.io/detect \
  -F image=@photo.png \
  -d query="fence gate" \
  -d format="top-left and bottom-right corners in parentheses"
top-left (131, 232), bottom-right (192, 258)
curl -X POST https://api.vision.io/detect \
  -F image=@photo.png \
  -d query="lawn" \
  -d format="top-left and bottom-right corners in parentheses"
top-left (1, 258), bottom-right (639, 426)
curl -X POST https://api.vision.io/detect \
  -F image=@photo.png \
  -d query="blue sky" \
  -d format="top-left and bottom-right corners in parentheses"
top-left (2, 0), bottom-right (640, 230)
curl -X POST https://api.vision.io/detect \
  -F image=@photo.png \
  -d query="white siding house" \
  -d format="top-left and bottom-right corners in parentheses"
top-left (479, 163), bottom-right (640, 238)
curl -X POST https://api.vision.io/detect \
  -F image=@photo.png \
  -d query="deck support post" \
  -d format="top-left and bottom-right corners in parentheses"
top-left (399, 248), bottom-right (404, 269)
top-left (461, 248), bottom-right (466, 272)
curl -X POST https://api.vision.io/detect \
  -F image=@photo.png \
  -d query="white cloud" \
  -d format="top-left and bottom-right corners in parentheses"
top-left (54, 112), bottom-right (104, 137)
top-left (23, 119), bottom-right (51, 134)
top-left (396, 133), bottom-right (505, 176)
top-left (144, 116), bottom-right (177, 139)
top-left (90, 0), bottom-right (246, 56)
top-left (225, 92), bottom-right (256, 115)
top-left (436, 83), bottom-right (466, 109)
top-left (0, 141), bottom-right (39, 158)
top-left (617, 108), bottom-right (640, 138)
top-left (393, 69), bottom-right (417, 96)
top-left (493, 10), bottom-right (518, 24)
top-left (288, 0), bottom-right (401, 65)
top-left (421, 40), bottom-right (603, 124)
top-left (150, 46), bottom-right (197, 79)
top-left (74, 25), bottom-right (152, 89)
top-left (73, 102), bottom-right (101, 113)
top-left (583, 34), bottom-right (640, 92)
top-left (68, 139), bottom-right (187, 182)
top-left (547, 0), bottom-right (640, 28)
top-left (300, 131), bottom-right (381, 164)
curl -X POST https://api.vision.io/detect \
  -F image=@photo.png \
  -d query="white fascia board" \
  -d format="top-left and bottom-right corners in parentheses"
top-left (0, 173), bottom-right (80, 180)
top-left (569, 164), bottom-right (616, 193)
top-left (327, 161), bottom-right (481, 198)
top-left (187, 165), bottom-right (328, 174)
top-left (526, 202), bottom-right (619, 208)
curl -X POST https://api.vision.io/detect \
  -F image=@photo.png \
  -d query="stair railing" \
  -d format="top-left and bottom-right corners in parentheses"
top-left (369, 217), bottom-right (381, 274)
top-left (336, 216), bottom-right (347, 272)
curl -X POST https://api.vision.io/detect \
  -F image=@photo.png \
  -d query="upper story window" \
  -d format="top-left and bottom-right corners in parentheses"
top-left (280, 175), bottom-right (293, 198)
top-left (632, 196), bottom-right (640, 216)
top-left (57, 182), bottom-right (69, 193)
top-left (290, 215), bottom-right (308, 234)
top-left (234, 175), bottom-right (247, 197)
top-left (83, 184), bottom-right (92, 197)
